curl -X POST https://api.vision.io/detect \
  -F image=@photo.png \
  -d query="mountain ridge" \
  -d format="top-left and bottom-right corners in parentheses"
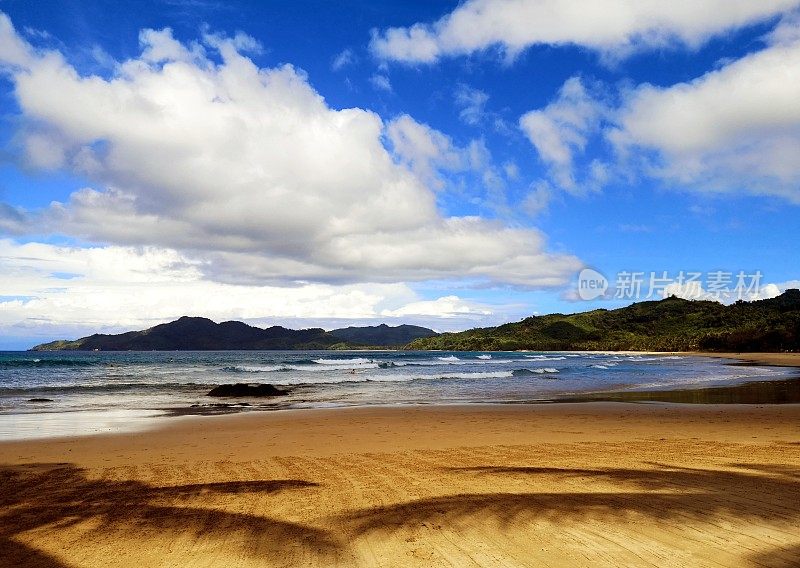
top-left (30, 318), bottom-right (438, 351)
top-left (31, 290), bottom-right (800, 352)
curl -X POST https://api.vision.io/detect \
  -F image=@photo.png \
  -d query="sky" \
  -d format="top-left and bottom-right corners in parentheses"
top-left (0, 0), bottom-right (798, 349)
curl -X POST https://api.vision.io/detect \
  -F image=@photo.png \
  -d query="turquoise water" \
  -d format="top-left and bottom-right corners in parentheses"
top-left (0, 350), bottom-right (793, 439)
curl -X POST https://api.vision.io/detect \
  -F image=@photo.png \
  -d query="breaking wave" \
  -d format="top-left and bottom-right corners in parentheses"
top-left (0, 358), bottom-right (99, 369)
top-left (512, 368), bottom-right (560, 376)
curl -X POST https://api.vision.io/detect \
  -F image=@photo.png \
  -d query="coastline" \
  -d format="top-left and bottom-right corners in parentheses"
top-left (2, 401), bottom-right (799, 466)
top-left (688, 351), bottom-right (800, 367)
top-left (538, 350), bottom-right (800, 368)
top-left (2, 352), bottom-right (800, 566)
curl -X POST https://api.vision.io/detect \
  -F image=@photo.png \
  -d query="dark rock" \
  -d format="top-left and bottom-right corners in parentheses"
top-left (28, 398), bottom-right (54, 403)
top-left (207, 383), bottom-right (288, 398)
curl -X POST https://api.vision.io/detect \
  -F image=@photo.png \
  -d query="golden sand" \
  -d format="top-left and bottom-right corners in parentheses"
top-left (1, 401), bottom-right (799, 567)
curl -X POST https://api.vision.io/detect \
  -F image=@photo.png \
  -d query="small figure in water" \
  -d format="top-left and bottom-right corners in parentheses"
top-left (349, 369), bottom-right (356, 374)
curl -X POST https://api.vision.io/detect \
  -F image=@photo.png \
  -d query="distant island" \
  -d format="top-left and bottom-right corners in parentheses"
top-left (407, 289), bottom-right (800, 352)
top-left (31, 290), bottom-right (800, 352)
top-left (31, 319), bottom-right (438, 351)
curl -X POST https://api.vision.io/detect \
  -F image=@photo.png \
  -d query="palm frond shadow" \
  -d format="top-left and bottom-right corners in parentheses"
top-left (337, 461), bottom-right (800, 566)
top-left (0, 463), bottom-right (339, 568)
top-left (3, 461), bottom-right (799, 567)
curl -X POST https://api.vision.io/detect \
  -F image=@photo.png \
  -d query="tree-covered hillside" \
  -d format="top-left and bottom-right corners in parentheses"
top-left (406, 290), bottom-right (800, 352)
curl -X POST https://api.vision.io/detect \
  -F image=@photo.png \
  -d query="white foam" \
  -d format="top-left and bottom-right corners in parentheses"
top-left (437, 371), bottom-right (513, 380)
top-left (313, 358), bottom-right (372, 365)
top-left (296, 363), bottom-right (380, 372)
top-left (225, 365), bottom-right (284, 373)
top-left (227, 363), bottom-right (379, 373)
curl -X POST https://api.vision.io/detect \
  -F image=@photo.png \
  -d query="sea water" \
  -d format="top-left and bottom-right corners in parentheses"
top-left (0, 350), bottom-right (793, 439)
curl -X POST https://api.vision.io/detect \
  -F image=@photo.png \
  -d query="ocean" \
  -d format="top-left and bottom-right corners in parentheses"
top-left (0, 350), bottom-right (793, 439)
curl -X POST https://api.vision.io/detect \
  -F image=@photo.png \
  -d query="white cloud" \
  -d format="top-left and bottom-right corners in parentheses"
top-left (0, 13), bottom-right (34, 68)
top-left (663, 279), bottom-right (782, 302)
top-left (519, 77), bottom-right (606, 191)
top-left (22, 26), bottom-right (52, 41)
top-left (369, 72), bottom-right (392, 92)
top-left (370, 0), bottom-right (800, 63)
top-left (370, 23), bottom-right (440, 63)
top-left (502, 161), bottom-right (519, 180)
top-left (516, 20), bottom-right (800, 202)
top-left (0, 13), bottom-right (580, 288)
top-left (521, 181), bottom-right (552, 216)
top-left (0, 239), bottom-right (507, 340)
top-left (386, 114), bottom-right (465, 189)
top-left (454, 84), bottom-right (489, 125)
top-left (331, 48), bottom-right (356, 71)
top-left (380, 295), bottom-right (491, 318)
top-left (0, 204), bottom-right (27, 234)
top-left (611, 28), bottom-right (800, 201)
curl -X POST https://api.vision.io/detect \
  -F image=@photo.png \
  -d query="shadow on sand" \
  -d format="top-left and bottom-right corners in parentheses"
top-left (0, 463), bottom-right (339, 568)
top-left (338, 462), bottom-right (800, 565)
top-left (1, 460), bottom-right (799, 566)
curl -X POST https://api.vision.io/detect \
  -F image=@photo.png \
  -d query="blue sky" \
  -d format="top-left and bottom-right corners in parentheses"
top-left (0, 0), bottom-right (798, 348)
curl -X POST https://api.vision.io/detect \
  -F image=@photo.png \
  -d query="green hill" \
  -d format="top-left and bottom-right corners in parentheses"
top-left (406, 290), bottom-right (800, 352)
top-left (329, 323), bottom-right (437, 346)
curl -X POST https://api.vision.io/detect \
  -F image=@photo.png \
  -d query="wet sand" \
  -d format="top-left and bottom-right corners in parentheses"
top-left (1, 402), bottom-right (799, 567)
top-left (558, 377), bottom-right (800, 404)
top-left (690, 351), bottom-right (800, 367)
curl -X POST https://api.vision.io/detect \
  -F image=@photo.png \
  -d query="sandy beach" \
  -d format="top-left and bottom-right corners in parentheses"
top-left (692, 352), bottom-right (800, 367)
top-left (2, 0), bottom-right (798, 564)
top-left (2, 398), bottom-right (800, 567)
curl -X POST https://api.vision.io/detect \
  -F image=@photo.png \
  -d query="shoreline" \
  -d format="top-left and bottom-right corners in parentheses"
top-left (1, 351), bottom-right (798, 441)
top-left (687, 351), bottom-right (800, 367)
top-left (2, 352), bottom-right (800, 566)
top-left (2, 400), bottom-right (800, 465)
top-left (2, 349), bottom-right (799, 566)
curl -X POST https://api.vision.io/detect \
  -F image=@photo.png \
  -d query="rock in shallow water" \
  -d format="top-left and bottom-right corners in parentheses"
top-left (207, 383), bottom-right (288, 397)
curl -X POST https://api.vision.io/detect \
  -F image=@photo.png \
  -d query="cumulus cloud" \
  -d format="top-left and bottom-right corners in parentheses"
top-left (380, 295), bottom-right (491, 318)
top-left (519, 77), bottom-right (607, 191)
top-left (516, 20), bottom-right (800, 201)
top-left (0, 239), bottom-right (506, 340)
top-left (0, 13), bottom-right (34, 68)
top-left (0, 203), bottom-right (28, 234)
top-left (370, 0), bottom-right (800, 63)
top-left (385, 114), bottom-right (466, 190)
top-left (0, 13), bottom-right (580, 288)
top-left (663, 279), bottom-right (782, 303)
top-left (610, 26), bottom-right (800, 201)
